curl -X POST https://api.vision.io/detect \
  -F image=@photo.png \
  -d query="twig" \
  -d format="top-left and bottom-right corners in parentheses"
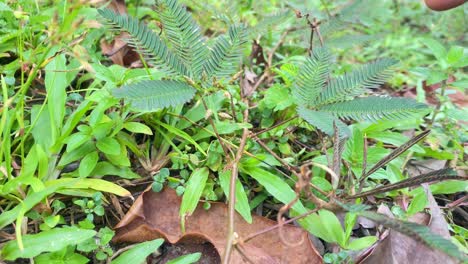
top-left (107, 244), bottom-right (140, 264)
top-left (253, 135), bottom-right (295, 172)
top-left (201, 97), bottom-right (231, 158)
top-left (251, 115), bottom-right (298, 138)
top-left (358, 133), bottom-right (368, 193)
top-left (428, 79), bottom-right (447, 128)
top-left (234, 244), bottom-right (256, 264)
top-left (227, 89), bottom-right (239, 122)
top-left (223, 98), bottom-right (250, 264)
top-left (242, 207), bottom-right (320, 243)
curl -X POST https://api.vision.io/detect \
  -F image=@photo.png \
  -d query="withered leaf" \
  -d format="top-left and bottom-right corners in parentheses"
top-left (113, 187), bottom-right (322, 263)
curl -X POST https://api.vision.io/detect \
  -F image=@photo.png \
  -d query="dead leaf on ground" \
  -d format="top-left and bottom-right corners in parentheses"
top-left (400, 77), bottom-right (467, 108)
top-left (113, 187), bottom-right (322, 263)
top-left (358, 185), bottom-right (458, 264)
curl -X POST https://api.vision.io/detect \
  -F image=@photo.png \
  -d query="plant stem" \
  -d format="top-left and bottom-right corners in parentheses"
top-left (223, 100), bottom-right (249, 264)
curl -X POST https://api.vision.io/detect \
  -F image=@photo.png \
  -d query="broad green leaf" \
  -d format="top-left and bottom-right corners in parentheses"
top-left (192, 121), bottom-right (252, 141)
top-left (166, 252), bottom-right (202, 264)
top-left (58, 142), bottom-right (95, 167)
top-left (218, 170), bottom-right (252, 223)
top-left (446, 46), bottom-right (464, 66)
top-left (407, 190), bottom-right (428, 216)
top-left (426, 71), bottom-right (447, 86)
top-left (45, 54), bottom-right (69, 142)
top-left (124, 122), bottom-right (153, 135)
top-left (241, 165), bottom-right (329, 240)
top-left (46, 178), bottom-right (131, 197)
top-left (92, 121), bottom-right (115, 140)
top-left (319, 209), bottom-right (346, 246)
top-left (178, 91), bottom-right (226, 130)
top-left (57, 100), bottom-right (93, 147)
top-left (65, 133), bottom-right (92, 152)
top-left (431, 180), bottom-right (468, 194)
top-left (180, 168), bottom-right (209, 218)
top-left (36, 144), bottom-right (48, 180)
top-left (344, 212), bottom-right (357, 242)
top-left (451, 55), bottom-right (468, 68)
top-left (0, 184), bottom-right (65, 229)
top-left (1, 227), bottom-right (96, 260)
top-left (92, 162), bottom-right (141, 179)
top-left (422, 38), bottom-right (447, 66)
top-left (111, 239), bottom-right (164, 264)
top-left (346, 236), bottom-right (377, 250)
top-left (451, 79), bottom-right (468, 89)
top-left (155, 120), bottom-right (206, 156)
top-left (31, 105), bottom-right (54, 150)
top-left (113, 80), bottom-right (196, 112)
top-left (104, 144), bottom-right (130, 167)
top-left (367, 131), bottom-right (425, 153)
top-left (35, 250), bottom-right (89, 264)
top-left (262, 84), bottom-right (294, 111)
top-left (96, 137), bottom-right (121, 155)
top-left (79, 151), bottom-right (99, 177)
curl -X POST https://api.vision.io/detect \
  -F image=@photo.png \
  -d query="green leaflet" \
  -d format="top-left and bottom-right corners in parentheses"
top-left (113, 80), bottom-right (196, 112)
top-left (240, 165), bottom-right (329, 241)
top-left (180, 167), bottom-right (209, 218)
top-left (156, 0), bottom-right (208, 78)
top-left (218, 170), bottom-right (252, 223)
top-left (319, 96), bottom-right (427, 122)
top-left (292, 47), bottom-right (330, 107)
top-left (1, 227), bottom-right (96, 260)
top-left (111, 239), bottom-right (164, 264)
top-left (297, 106), bottom-right (350, 138)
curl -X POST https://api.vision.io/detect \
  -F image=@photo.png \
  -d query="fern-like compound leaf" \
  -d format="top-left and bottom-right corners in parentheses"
top-left (155, 0), bottom-right (208, 78)
top-left (113, 80), bottom-right (196, 112)
top-left (297, 106), bottom-right (350, 138)
top-left (359, 211), bottom-right (467, 262)
top-left (293, 48), bottom-right (331, 108)
top-left (203, 24), bottom-right (247, 80)
top-left (317, 58), bottom-right (398, 106)
top-left (318, 96), bottom-right (427, 122)
top-left (98, 8), bottom-right (189, 76)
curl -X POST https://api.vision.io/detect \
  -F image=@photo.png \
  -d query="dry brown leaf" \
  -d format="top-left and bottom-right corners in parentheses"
top-left (240, 69), bottom-right (258, 98)
top-left (358, 186), bottom-right (458, 264)
top-left (113, 187), bottom-right (322, 263)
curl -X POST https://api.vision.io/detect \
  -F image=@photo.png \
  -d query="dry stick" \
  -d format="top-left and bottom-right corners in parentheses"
top-left (252, 115), bottom-right (298, 138)
top-left (227, 89), bottom-right (239, 123)
top-left (249, 26), bottom-right (296, 93)
top-left (223, 100), bottom-right (250, 264)
top-left (358, 133), bottom-right (368, 193)
top-left (358, 130), bottom-right (431, 188)
top-left (445, 194), bottom-right (468, 209)
top-left (428, 79), bottom-right (447, 128)
top-left (235, 244), bottom-right (256, 264)
top-left (254, 135), bottom-right (295, 172)
top-left (107, 244), bottom-right (138, 264)
top-left (242, 207), bottom-right (321, 243)
top-left (276, 166), bottom-right (313, 247)
top-left (201, 96), bottom-right (231, 158)
top-left (347, 168), bottom-right (465, 199)
top-left (254, 136), bottom-right (331, 198)
top-left (332, 122), bottom-right (341, 177)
